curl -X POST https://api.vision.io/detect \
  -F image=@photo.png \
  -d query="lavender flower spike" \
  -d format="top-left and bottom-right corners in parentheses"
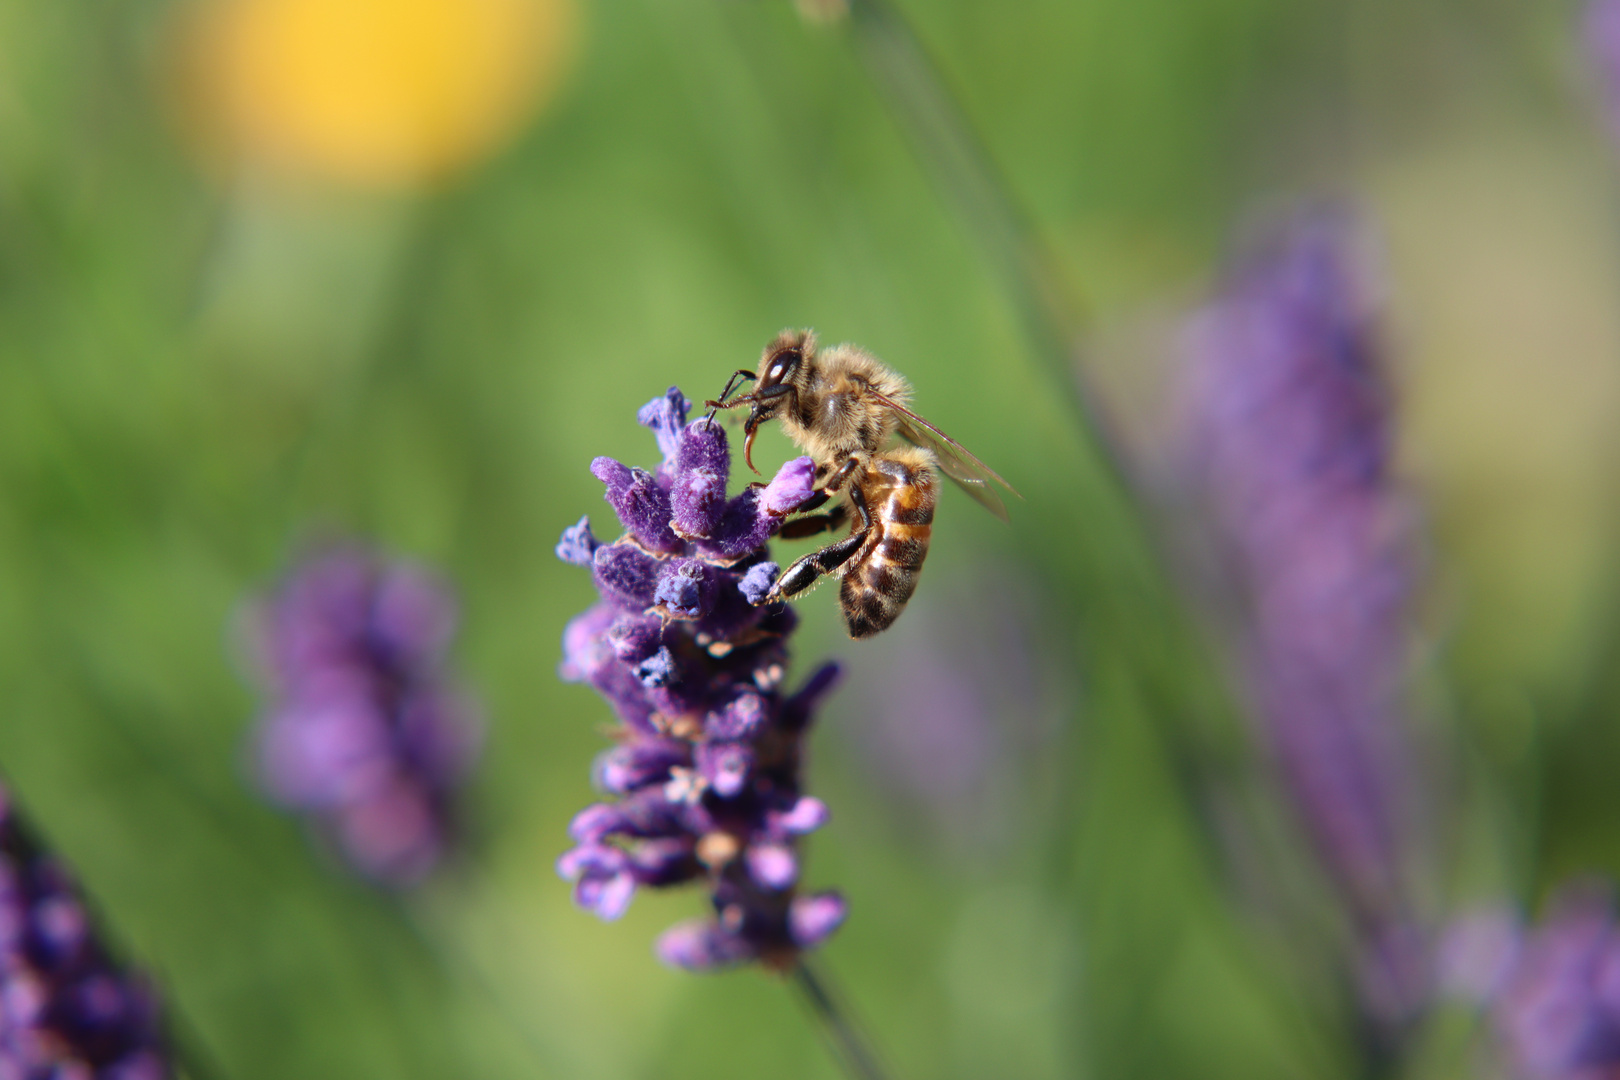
top-left (246, 545), bottom-right (483, 886)
top-left (1181, 208), bottom-right (1423, 1010)
top-left (0, 780), bottom-right (171, 1079)
top-left (1473, 881), bottom-right (1620, 1080)
top-left (556, 386), bottom-right (848, 971)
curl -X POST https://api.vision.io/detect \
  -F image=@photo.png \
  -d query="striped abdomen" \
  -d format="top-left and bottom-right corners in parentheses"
top-left (839, 448), bottom-right (936, 639)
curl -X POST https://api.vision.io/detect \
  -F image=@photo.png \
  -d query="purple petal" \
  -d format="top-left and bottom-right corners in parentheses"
top-left (560, 605), bottom-right (619, 683)
top-left (655, 919), bottom-right (757, 972)
top-left (334, 783), bottom-right (444, 886)
top-left (592, 738), bottom-right (690, 794)
top-left (1438, 907), bottom-right (1522, 1004)
top-left (699, 457), bottom-right (820, 560)
top-left (556, 842), bottom-right (622, 880)
top-left (568, 804), bottom-right (624, 844)
top-left (626, 836), bottom-right (700, 886)
top-left (257, 696), bottom-right (393, 808)
top-left (697, 742), bottom-right (753, 799)
top-left (706, 691), bottom-right (766, 741)
top-left (745, 843), bottom-right (798, 890)
top-left (773, 796), bottom-right (830, 835)
top-left (789, 892), bottom-right (848, 950)
top-left (556, 516), bottom-right (600, 567)
top-left (395, 685), bottom-right (483, 786)
top-left (575, 868), bottom-right (637, 921)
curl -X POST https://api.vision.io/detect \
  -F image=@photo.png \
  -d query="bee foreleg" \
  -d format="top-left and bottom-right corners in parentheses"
top-left (703, 369), bottom-right (758, 421)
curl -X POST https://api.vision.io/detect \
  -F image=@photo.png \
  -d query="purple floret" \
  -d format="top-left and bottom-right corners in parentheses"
top-left (0, 781), bottom-right (172, 1078)
top-left (555, 386), bottom-right (845, 971)
top-left (245, 546), bottom-right (483, 887)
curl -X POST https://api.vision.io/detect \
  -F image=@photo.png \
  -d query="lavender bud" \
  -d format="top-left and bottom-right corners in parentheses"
top-left (739, 563), bottom-right (779, 606)
top-left (651, 559), bottom-right (716, 621)
top-left (244, 545), bottom-right (483, 886)
top-left (555, 387), bottom-right (843, 969)
top-left (592, 739), bottom-right (688, 795)
top-left (555, 516), bottom-right (599, 567)
top-left (636, 386), bottom-right (691, 467)
top-left (592, 544), bottom-right (661, 610)
top-left (670, 420), bottom-right (731, 540)
top-left (591, 459), bottom-right (682, 555)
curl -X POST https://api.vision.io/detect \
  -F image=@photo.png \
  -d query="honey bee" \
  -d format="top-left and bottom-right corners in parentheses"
top-left (706, 329), bottom-right (1017, 638)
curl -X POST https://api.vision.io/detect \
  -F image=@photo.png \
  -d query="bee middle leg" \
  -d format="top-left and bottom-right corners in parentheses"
top-left (777, 502), bottom-right (849, 540)
top-left (766, 488), bottom-right (870, 602)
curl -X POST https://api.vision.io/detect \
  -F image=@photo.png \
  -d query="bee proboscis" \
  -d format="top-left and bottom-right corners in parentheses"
top-left (706, 330), bottom-right (1017, 639)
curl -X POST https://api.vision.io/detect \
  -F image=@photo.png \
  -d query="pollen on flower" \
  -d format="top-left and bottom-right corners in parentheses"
top-left (554, 385), bottom-right (848, 971)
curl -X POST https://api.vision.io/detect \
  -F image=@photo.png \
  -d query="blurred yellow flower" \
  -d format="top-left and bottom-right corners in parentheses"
top-left (176, 0), bottom-right (577, 188)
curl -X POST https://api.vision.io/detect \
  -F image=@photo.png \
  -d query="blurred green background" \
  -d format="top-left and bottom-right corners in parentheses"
top-left (2, 0), bottom-right (1619, 1077)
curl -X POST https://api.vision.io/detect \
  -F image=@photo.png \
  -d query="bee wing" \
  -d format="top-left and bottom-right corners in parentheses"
top-left (866, 387), bottom-right (1020, 522)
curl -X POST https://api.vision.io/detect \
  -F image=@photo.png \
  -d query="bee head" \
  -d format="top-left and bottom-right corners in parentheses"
top-left (703, 330), bottom-right (815, 474)
top-left (738, 333), bottom-right (809, 472)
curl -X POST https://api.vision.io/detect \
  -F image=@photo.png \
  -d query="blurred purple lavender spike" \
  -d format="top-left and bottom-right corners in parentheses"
top-left (1459, 881), bottom-right (1620, 1080)
top-left (1587, 0), bottom-right (1620, 147)
top-left (246, 546), bottom-right (483, 887)
top-left (555, 386), bottom-right (847, 971)
top-left (0, 780), bottom-right (171, 1079)
top-left (1180, 207), bottom-right (1425, 1005)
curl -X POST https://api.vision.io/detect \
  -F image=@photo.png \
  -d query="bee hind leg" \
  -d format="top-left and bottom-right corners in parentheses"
top-left (764, 488), bottom-right (870, 603)
top-left (767, 531), bottom-right (865, 601)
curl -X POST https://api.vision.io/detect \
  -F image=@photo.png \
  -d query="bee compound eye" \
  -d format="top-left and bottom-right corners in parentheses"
top-left (768, 351), bottom-right (799, 384)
